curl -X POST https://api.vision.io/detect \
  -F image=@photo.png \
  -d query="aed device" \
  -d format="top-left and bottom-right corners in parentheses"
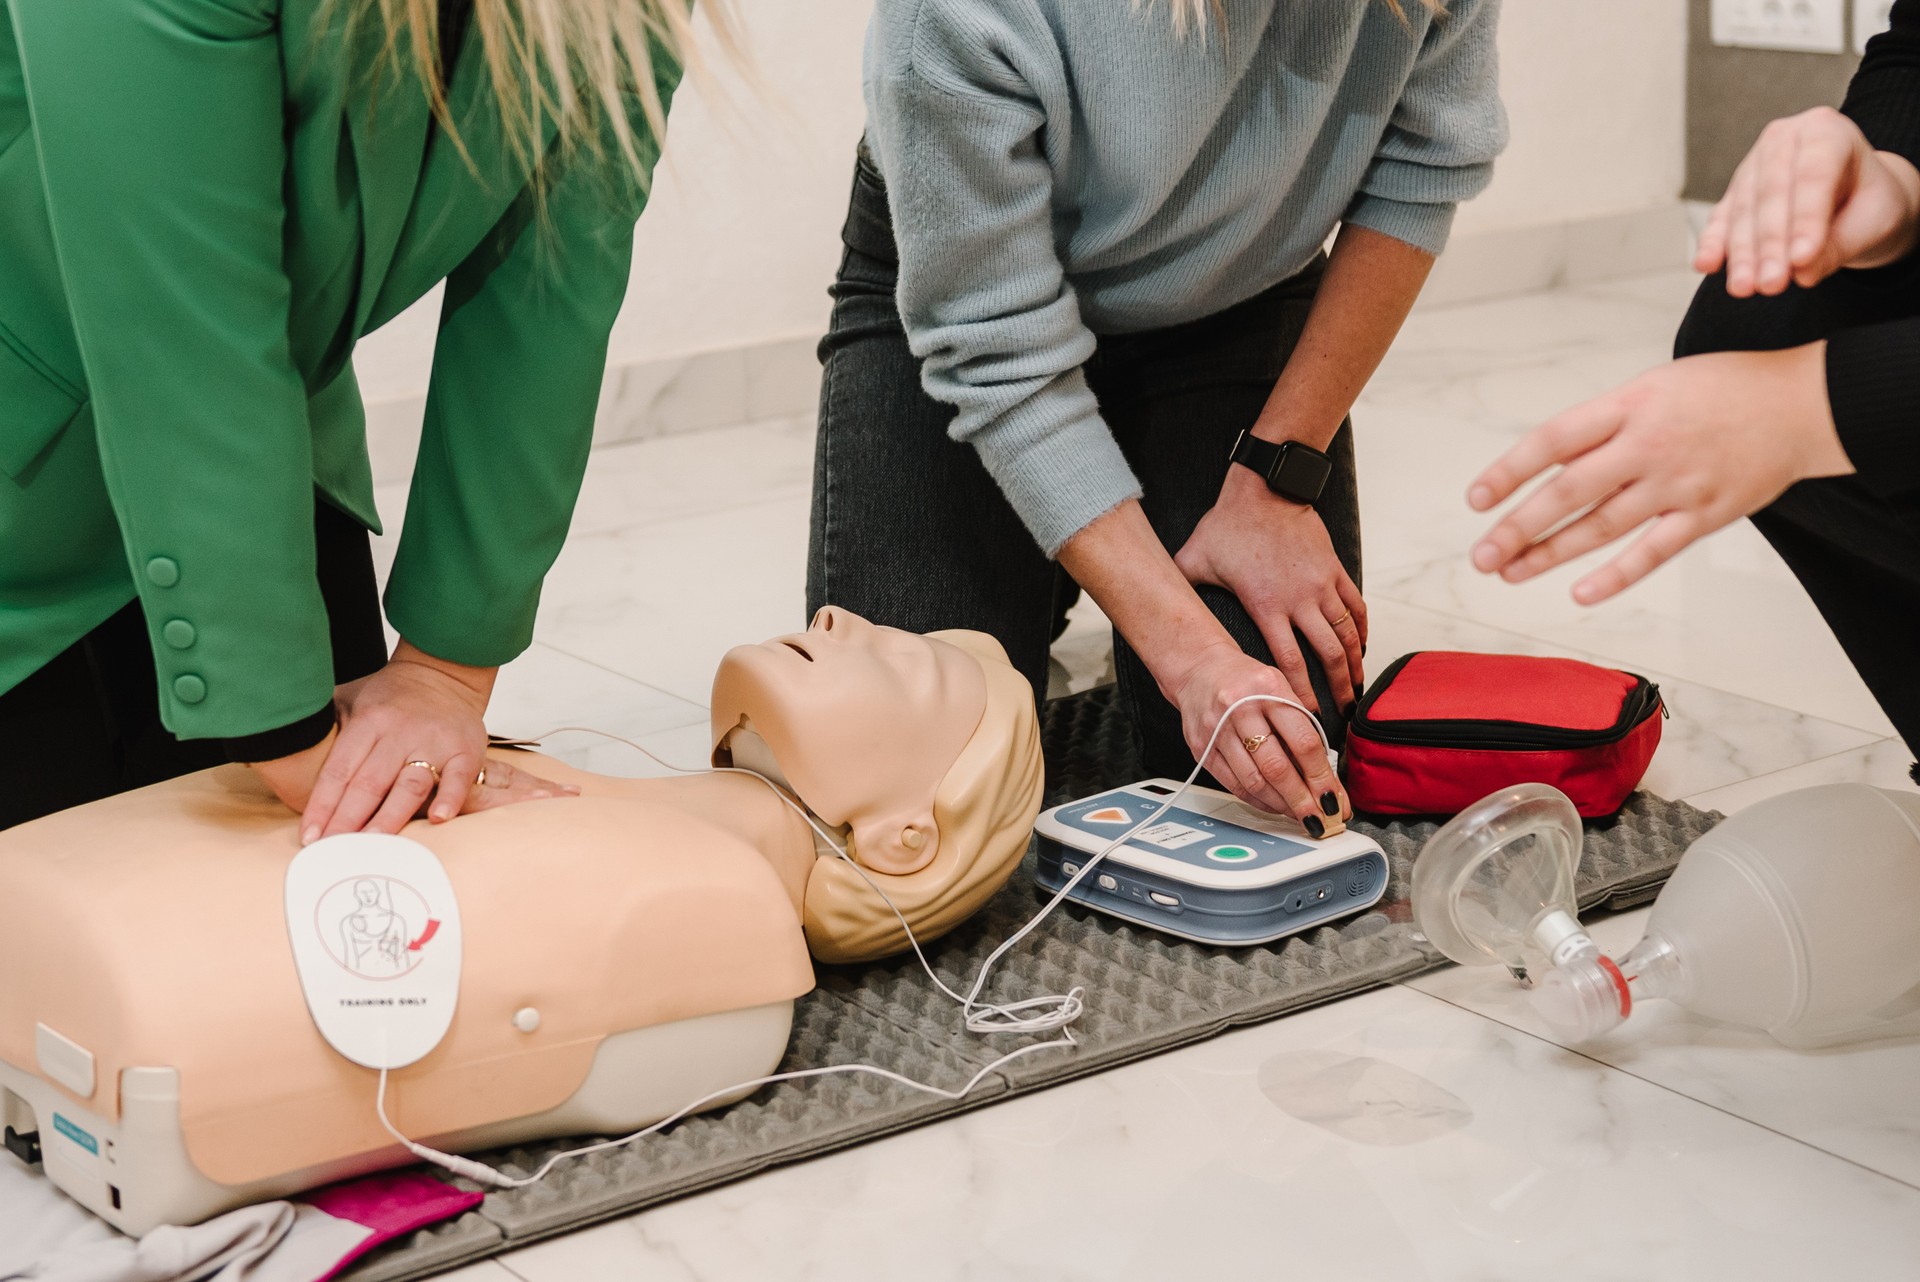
top-left (1034, 781), bottom-right (1389, 946)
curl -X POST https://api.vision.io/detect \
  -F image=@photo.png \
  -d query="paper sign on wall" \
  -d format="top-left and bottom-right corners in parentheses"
top-left (1855, 0), bottom-right (1894, 53)
top-left (1711, 0), bottom-right (1845, 53)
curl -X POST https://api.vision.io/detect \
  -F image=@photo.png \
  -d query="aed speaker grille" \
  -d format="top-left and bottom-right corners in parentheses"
top-left (1348, 857), bottom-right (1378, 897)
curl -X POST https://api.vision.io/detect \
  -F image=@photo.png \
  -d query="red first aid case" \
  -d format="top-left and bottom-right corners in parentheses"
top-left (1341, 651), bottom-right (1664, 819)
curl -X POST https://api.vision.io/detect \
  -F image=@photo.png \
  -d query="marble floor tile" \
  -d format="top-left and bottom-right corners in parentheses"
top-left (531, 493), bottom-right (811, 706)
top-left (1046, 592), bottom-right (1117, 699)
top-left (562, 416), bottom-right (816, 538)
top-left (1573, 268), bottom-right (1708, 313)
top-left (516, 718), bottom-right (720, 781)
top-left (482, 643), bottom-right (708, 772)
top-left (495, 986), bottom-right (1920, 1282)
top-left (366, 415), bottom-right (813, 571)
top-left (437, 1265), bottom-right (522, 1282)
top-left (1684, 737), bottom-right (1917, 814)
top-left (1363, 599), bottom-right (1880, 802)
top-left (1408, 907), bottom-right (1920, 1190)
top-left (1370, 527), bottom-right (1896, 739)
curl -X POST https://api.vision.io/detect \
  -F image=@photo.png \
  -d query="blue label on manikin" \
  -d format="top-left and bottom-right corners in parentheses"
top-left (52, 1114), bottom-right (98, 1156)
top-left (1054, 791), bottom-right (1316, 871)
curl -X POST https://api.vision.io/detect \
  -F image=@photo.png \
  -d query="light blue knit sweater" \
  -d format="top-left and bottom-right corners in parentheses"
top-left (863, 0), bottom-right (1508, 555)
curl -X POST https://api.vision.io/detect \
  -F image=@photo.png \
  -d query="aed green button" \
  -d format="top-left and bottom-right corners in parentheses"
top-left (145, 557), bottom-right (180, 588)
top-left (162, 619), bottom-right (196, 649)
top-left (173, 674), bottom-right (207, 704)
top-left (1207, 844), bottom-right (1257, 863)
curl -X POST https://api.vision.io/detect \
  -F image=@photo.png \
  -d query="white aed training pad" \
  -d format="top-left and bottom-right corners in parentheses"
top-left (285, 834), bottom-right (463, 1070)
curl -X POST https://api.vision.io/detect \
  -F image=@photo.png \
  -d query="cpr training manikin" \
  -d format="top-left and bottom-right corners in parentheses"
top-left (0, 607), bottom-right (1045, 1234)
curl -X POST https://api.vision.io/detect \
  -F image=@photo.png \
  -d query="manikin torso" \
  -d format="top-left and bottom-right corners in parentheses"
top-left (0, 609), bottom-right (1043, 1194)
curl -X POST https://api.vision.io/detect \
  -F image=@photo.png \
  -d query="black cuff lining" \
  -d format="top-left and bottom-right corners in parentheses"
top-left (1825, 319), bottom-right (1920, 501)
top-left (223, 704), bottom-right (336, 764)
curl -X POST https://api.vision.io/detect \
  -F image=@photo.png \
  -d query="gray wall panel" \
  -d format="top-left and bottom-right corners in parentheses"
top-left (1686, 0), bottom-right (1860, 201)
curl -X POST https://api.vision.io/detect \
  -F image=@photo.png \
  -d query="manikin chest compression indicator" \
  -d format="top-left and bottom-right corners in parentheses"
top-left (289, 695), bottom-right (1333, 1190)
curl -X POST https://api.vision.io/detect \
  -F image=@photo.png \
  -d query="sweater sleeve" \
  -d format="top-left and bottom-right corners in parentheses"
top-left (1824, 0), bottom-right (1920, 499)
top-left (866, 4), bottom-right (1140, 557)
top-left (1343, 0), bottom-right (1508, 255)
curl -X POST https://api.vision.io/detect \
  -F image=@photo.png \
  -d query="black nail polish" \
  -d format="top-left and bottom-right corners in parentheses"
top-left (1320, 791), bottom-right (1339, 816)
top-left (1304, 814), bottom-right (1326, 839)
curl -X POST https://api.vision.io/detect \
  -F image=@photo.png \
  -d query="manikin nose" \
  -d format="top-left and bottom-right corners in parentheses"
top-left (809, 605), bottom-right (865, 637)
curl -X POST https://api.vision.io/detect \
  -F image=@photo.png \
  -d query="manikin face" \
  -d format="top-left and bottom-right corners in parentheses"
top-left (710, 607), bottom-right (989, 875)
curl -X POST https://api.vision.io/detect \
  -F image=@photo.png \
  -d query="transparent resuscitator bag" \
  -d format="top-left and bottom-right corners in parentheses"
top-left (1411, 782), bottom-right (1920, 1049)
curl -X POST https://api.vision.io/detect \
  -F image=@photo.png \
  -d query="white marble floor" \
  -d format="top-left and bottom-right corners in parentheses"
top-left (374, 270), bottom-right (1920, 1281)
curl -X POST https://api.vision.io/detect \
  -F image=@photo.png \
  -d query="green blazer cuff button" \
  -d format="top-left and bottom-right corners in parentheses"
top-left (172, 674), bottom-right (207, 704)
top-left (163, 619), bottom-right (197, 649)
top-left (146, 557), bottom-right (180, 588)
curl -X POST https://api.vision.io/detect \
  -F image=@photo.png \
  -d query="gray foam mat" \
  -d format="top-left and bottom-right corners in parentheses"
top-left (344, 685), bottom-right (1718, 1280)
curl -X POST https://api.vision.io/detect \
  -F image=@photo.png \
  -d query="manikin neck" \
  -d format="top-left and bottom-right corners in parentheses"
top-left (711, 724), bottom-right (844, 859)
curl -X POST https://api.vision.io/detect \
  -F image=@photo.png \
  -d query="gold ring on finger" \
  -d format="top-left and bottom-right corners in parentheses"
top-left (475, 765), bottom-right (489, 788)
top-left (405, 759), bottom-right (442, 782)
top-left (1329, 610), bottom-right (1353, 628)
top-left (1243, 733), bottom-right (1269, 755)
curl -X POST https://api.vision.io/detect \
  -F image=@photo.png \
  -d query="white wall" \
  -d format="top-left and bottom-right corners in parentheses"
top-left (1457, 0), bottom-right (1688, 236)
top-left (356, 0), bottom-right (1689, 401)
top-left (353, 0), bottom-right (871, 407)
top-left (605, 0), bottom-right (873, 363)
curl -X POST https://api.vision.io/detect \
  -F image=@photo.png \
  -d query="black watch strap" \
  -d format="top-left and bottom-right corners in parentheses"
top-left (1229, 430), bottom-right (1333, 505)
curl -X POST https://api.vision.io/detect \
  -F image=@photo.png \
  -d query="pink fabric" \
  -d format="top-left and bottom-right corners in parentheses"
top-left (301, 1172), bottom-right (484, 1282)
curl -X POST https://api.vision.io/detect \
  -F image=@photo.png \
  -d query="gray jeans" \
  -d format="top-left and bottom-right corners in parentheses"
top-left (807, 154), bottom-right (1362, 781)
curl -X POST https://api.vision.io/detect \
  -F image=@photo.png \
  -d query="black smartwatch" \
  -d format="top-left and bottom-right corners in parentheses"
top-left (1229, 430), bottom-right (1332, 505)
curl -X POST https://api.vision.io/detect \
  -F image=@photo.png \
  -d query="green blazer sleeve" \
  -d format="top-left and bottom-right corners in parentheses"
top-left (11, 0), bottom-right (334, 739)
top-left (383, 85), bottom-right (678, 667)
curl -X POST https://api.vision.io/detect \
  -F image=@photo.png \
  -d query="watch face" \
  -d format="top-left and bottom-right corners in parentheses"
top-left (1274, 445), bottom-right (1333, 502)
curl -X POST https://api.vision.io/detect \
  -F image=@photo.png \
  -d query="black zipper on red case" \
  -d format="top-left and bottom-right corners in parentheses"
top-left (1350, 653), bottom-right (1663, 751)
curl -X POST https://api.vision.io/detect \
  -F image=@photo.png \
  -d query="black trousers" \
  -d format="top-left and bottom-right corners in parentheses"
top-left (1675, 270), bottom-right (1920, 752)
top-left (806, 155), bottom-right (1362, 782)
top-left (0, 495), bottom-right (387, 830)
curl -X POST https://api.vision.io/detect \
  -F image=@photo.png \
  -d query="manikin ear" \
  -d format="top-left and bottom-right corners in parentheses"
top-left (849, 809), bottom-right (940, 875)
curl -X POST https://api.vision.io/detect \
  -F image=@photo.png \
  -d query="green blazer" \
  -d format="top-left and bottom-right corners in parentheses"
top-left (0, 0), bottom-right (677, 739)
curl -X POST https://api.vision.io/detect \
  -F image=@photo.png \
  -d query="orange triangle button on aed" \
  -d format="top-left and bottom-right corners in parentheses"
top-left (1084, 807), bottom-right (1133, 825)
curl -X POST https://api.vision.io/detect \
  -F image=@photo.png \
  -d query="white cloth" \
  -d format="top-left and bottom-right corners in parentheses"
top-left (1, 1157), bottom-right (370, 1282)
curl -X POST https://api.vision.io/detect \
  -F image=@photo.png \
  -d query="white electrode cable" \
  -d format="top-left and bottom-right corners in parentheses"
top-left (375, 694), bottom-right (1329, 1189)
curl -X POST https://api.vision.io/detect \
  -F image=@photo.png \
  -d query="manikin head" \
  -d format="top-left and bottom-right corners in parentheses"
top-left (353, 880), bottom-right (380, 907)
top-left (710, 607), bottom-right (1044, 963)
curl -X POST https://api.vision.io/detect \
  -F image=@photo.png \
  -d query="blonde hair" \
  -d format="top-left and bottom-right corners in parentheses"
top-left (347, 0), bottom-right (734, 185)
top-left (1151, 0), bottom-right (1443, 38)
top-left (802, 630), bottom-right (1046, 966)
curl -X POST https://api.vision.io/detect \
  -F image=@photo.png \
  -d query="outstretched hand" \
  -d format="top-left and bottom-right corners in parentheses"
top-left (1697, 106), bottom-right (1920, 297)
top-left (1467, 346), bottom-right (1854, 604)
